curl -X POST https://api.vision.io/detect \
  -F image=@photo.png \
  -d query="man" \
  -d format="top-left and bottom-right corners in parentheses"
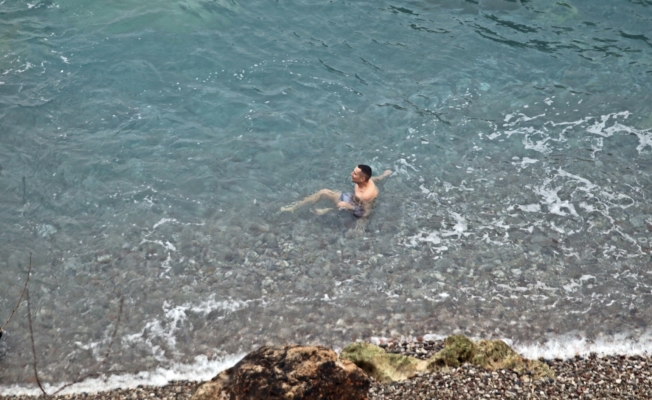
top-left (281, 165), bottom-right (392, 218)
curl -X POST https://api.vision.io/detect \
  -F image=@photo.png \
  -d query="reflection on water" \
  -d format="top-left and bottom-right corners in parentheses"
top-left (0, 0), bottom-right (651, 390)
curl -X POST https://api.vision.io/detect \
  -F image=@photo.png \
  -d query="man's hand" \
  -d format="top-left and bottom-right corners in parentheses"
top-left (371, 170), bottom-right (392, 182)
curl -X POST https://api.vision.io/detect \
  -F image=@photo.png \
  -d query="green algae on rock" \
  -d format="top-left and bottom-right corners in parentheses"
top-left (427, 336), bottom-right (555, 380)
top-left (427, 335), bottom-right (476, 368)
top-left (474, 339), bottom-right (554, 379)
top-left (341, 336), bottom-right (554, 383)
top-left (339, 342), bottom-right (427, 383)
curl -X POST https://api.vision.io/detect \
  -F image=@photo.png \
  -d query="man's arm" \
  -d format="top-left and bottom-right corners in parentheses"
top-left (371, 170), bottom-right (392, 182)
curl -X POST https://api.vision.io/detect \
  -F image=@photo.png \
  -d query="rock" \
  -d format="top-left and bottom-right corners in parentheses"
top-left (472, 339), bottom-right (554, 379)
top-left (340, 342), bottom-right (427, 383)
top-left (262, 232), bottom-right (276, 245)
top-left (248, 222), bottom-right (269, 233)
top-left (426, 335), bottom-right (554, 379)
top-left (97, 254), bottom-right (113, 264)
top-left (192, 345), bottom-right (370, 400)
top-left (427, 335), bottom-right (476, 368)
top-left (630, 215), bottom-right (646, 228)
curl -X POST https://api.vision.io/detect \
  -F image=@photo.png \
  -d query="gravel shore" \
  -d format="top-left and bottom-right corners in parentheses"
top-left (0, 381), bottom-right (197, 400)
top-left (2, 340), bottom-right (652, 400)
top-left (371, 339), bottom-right (652, 399)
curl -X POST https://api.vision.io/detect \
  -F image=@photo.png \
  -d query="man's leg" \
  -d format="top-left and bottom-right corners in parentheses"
top-left (280, 189), bottom-right (341, 212)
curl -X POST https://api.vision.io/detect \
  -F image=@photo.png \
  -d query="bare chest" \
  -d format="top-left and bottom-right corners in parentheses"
top-left (354, 183), bottom-right (378, 203)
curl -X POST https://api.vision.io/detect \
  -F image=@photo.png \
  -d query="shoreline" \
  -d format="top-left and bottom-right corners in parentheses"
top-left (3, 339), bottom-right (652, 399)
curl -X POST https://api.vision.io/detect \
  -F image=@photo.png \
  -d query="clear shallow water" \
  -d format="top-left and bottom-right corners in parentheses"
top-left (1, 0), bottom-right (652, 391)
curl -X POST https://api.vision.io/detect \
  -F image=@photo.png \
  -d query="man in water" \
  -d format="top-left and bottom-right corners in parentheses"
top-left (281, 165), bottom-right (392, 218)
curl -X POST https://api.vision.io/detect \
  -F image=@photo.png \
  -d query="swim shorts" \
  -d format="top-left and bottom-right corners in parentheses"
top-left (340, 192), bottom-right (366, 218)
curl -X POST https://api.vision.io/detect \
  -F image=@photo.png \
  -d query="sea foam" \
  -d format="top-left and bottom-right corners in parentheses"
top-left (0, 353), bottom-right (244, 397)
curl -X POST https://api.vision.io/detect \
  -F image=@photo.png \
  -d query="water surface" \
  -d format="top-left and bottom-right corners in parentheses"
top-left (1, 0), bottom-right (651, 391)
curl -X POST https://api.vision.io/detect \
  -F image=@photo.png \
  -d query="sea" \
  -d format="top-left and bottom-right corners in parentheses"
top-left (1, 0), bottom-right (651, 394)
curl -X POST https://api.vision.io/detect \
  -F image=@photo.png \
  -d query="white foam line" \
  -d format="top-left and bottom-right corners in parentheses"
top-left (139, 239), bottom-right (177, 252)
top-left (0, 354), bottom-right (245, 396)
top-left (586, 111), bottom-right (631, 137)
top-left (511, 157), bottom-right (539, 169)
top-left (442, 180), bottom-right (474, 192)
top-left (152, 218), bottom-right (178, 230)
top-left (522, 134), bottom-right (552, 154)
top-left (395, 158), bottom-right (419, 174)
top-left (419, 184), bottom-right (437, 199)
top-left (516, 333), bottom-right (652, 360)
top-left (532, 177), bottom-right (578, 217)
top-left (635, 128), bottom-right (652, 153)
top-left (548, 116), bottom-right (592, 128)
top-left (370, 333), bottom-right (652, 361)
top-left (122, 298), bottom-right (250, 361)
top-left (503, 112), bottom-right (546, 126)
top-left (440, 212), bottom-right (469, 239)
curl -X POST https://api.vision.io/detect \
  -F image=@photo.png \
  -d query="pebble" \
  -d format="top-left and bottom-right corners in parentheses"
top-left (0, 381), bottom-right (196, 400)
top-left (2, 341), bottom-right (652, 399)
top-left (97, 254), bottom-right (113, 264)
top-left (369, 339), bottom-right (652, 400)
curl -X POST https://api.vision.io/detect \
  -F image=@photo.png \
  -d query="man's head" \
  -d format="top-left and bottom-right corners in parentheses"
top-left (351, 164), bottom-right (372, 183)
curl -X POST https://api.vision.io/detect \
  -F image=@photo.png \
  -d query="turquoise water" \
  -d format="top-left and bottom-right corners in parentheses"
top-left (1, 0), bottom-right (652, 390)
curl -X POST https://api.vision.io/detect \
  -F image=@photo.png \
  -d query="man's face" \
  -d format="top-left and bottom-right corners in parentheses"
top-left (351, 167), bottom-right (367, 183)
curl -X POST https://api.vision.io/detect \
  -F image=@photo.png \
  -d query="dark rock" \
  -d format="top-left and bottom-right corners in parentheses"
top-left (192, 345), bottom-right (370, 400)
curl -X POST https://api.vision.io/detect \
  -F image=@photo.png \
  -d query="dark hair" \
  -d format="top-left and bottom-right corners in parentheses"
top-left (358, 164), bottom-right (372, 181)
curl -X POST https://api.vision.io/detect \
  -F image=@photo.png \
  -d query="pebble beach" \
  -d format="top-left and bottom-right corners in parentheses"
top-left (370, 340), bottom-right (652, 399)
top-left (3, 339), bottom-right (652, 400)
